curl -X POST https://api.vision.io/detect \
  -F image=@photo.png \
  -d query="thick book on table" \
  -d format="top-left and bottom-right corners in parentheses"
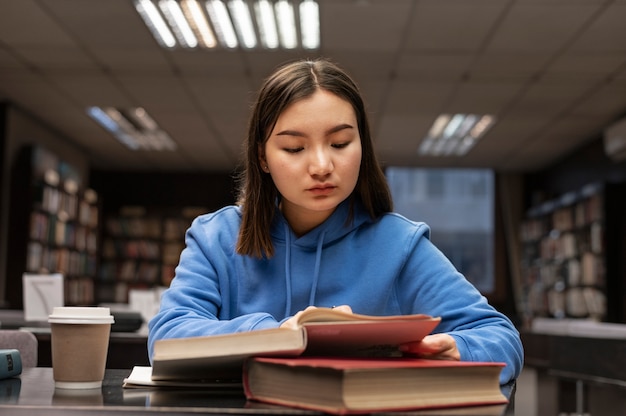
top-left (151, 308), bottom-right (440, 381)
top-left (243, 356), bottom-right (508, 415)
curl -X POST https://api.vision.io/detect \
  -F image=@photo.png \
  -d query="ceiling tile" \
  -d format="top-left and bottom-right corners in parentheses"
top-left (321, 0), bottom-right (413, 51)
top-left (544, 53), bottom-right (626, 78)
top-left (486, 3), bottom-right (602, 53)
top-left (444, 81), bottom-right (526, 115)
top-left (0, 0), bottom-right (74, 46)
top-left (46, 73), bottom-right (133, 108)
top-left (568, 5), bottom-right (626, 52)
top-left (407, 0), bottom-right (508, 52)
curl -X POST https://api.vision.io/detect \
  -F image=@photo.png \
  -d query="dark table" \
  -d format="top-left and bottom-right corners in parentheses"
top-left (1, 368), bottom-right (515, 415)
top-left (521, 327), bottom-right (626, 416)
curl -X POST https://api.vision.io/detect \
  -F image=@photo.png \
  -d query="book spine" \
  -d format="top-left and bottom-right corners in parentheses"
top-left (0, 349), bottom-right (23, 379)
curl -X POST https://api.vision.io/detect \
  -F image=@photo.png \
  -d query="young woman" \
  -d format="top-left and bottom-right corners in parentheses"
top-left (148, 58), bottom-right (523, 384)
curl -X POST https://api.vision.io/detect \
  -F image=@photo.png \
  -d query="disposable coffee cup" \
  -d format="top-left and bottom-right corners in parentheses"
top-left (48, 307), bottom-right (114, 389)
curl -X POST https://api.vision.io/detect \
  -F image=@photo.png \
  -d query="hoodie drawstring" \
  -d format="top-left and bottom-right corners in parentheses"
top-left (283, 223), bottom-right (292, 317)
top-left (308, 231), bottom-right (325, 306)
top-left (283, 225), bottom-right (326, 316)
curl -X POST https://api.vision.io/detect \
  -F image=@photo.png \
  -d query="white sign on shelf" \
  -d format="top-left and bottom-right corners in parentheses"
top-left (22, 273), bottom-right (64, 321)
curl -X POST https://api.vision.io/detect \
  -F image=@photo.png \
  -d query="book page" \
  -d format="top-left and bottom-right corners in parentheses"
top-left (296, 307), bottom-right (435, 324)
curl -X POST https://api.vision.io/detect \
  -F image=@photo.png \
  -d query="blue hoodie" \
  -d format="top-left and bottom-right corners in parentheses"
top-left (148, 199), bottom-right (523, 383)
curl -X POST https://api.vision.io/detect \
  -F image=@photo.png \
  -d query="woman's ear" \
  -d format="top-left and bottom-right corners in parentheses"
top-left (258, 146), bottom-right (269, 173)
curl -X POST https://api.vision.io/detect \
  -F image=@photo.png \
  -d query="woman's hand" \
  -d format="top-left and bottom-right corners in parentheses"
top-left (280, 305), bottom-right (353, 330)
top-left (399, 333), bottom-right (460, 361)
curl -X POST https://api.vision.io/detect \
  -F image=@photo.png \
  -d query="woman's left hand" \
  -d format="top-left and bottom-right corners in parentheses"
top-left (399, 333), bottom-right (460, 361)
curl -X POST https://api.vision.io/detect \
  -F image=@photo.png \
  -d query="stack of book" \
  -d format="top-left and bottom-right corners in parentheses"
top-left (123, 308), bottom-right (508, 414)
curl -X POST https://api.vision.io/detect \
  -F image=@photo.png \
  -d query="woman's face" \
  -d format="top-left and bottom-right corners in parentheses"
top-left (261, 89), bottom-right (362, 236)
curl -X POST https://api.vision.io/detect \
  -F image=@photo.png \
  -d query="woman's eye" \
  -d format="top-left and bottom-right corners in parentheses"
top-left (332, 142), bottom-right (350, 149)
top-left (283, 147), bottom-right (303, 154)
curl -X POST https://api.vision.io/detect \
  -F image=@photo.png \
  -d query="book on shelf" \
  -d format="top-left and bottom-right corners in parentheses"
top-left (150, 308), bottom-right (441, 382)
top-left (243, 356), bottom-right (508, 415)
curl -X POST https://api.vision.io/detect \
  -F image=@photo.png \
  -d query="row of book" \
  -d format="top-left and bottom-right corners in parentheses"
top-left (33, 183), bottom-right (99, 227)
top-left (544, 286), bottom-right (606, 319)
top-left (99, 260), bottom-right (161, 284)
top-left (536, 226), bottom-right (603, 261)
top-left (101, 239), bottom-right (161, 260)
top-left (522, 184), bottom-right (603, 238)
top-left (64, 276), bottom-right (96, 306)
top-left (163, 217), bottom-right (192, 241)
top-left (26, 241), bottom-right (97, 278)
top-left (525, 252), bottom-right (604, 288)
top-left (29, 211), bottom-right (98, 252)
top-left (105, 217), bottom-right (163, 239)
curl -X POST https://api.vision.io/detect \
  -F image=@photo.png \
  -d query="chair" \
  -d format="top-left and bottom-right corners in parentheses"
top-left (0, 330), bottom-right (38, 367)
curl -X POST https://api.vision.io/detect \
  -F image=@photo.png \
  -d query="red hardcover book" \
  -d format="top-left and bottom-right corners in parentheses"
top-left (243, 356), bottom-right (508, 415)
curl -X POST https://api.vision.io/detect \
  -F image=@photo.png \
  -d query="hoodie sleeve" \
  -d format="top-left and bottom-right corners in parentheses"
top-left (397, 225), bottom-right (524, 384)
top-left (147, 211), bottom-right (280, 363)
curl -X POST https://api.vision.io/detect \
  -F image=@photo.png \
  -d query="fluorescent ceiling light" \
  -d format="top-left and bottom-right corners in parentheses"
top-left (255, 0), bottom-right (279, 49)
top-left (299, 0), bottom-right (319, 49)
top-left (419, 114), bottom-right (496, 157)
top-left (228, 0), bottom-right (257, 48)
top-left (275, 0), bottom-right (297, 49)
top-left (159, 0), bottom-right (198, 48)
top-left (136, 1), bottom-right (319, 50)
top-left (87, 106), bottom-right (177, 151)
top-left (206, 0), bottom-right (239, 48)
top-left (181, 0), bottom-right (217, 48)
top-left (134, 0), bottom-right (177, 48)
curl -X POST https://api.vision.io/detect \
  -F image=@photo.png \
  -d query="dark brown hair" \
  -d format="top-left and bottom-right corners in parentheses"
top-left (236, 58), bottom-right (392, 258)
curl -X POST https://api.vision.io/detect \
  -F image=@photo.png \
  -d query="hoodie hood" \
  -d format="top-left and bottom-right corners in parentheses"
top-left (269, 198), bottom-right (372, 315)
top-left (270, 198), bottom-right (371, 248)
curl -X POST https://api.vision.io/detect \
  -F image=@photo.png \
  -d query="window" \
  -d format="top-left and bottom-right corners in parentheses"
top-left (386, 167), bottom-right (495, 293)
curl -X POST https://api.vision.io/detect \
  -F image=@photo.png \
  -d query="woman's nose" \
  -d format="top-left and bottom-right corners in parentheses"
top-left (308, 148), bottom-right (333, 175)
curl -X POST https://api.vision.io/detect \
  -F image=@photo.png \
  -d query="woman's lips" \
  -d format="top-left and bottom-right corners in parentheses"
top-left (308, 185), bottom-right (336, 195)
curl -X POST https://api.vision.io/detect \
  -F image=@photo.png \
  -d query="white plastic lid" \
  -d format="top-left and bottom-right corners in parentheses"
top-left (48, 307), bottom-right (114, 324)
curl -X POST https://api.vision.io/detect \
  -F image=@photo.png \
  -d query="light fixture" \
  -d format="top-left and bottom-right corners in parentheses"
top-left (275, 0), bottom-right (297, 49)
top-left (134, 0), bottom-right (320, 50)
top-left (206, 0), bottom-right (239, 48)
top-left (87, 107), bottom-right (177, 151)
top-left (299, 0), bottom-right (320, 49)
top-left (180, 0), bottom-right (218, 48)
top-left (228, 0), bottom-right (257, 48)
top-left (159, 0), bottom-right (199, 48)
top-left (135, 0), bottom-right (177, 48)
top-left (255, 0), bottom-right (279, 48)
top-left (419, 114), bottom-right (496, 157)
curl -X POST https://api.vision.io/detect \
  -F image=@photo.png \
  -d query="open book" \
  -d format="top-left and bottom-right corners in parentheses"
top-left (150, 308), bottom-right (440, 382)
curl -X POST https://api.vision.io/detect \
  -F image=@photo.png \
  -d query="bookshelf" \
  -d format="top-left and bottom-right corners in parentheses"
top-left (98, 206), bottom-right (205, 303)
top-left (519, 182), bottom-right (626, 325)
top-left (7, 145), bottom-right (99, 308)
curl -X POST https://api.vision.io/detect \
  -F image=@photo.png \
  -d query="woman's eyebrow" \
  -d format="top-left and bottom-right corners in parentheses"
top-left (275, 123), bottom-right (354, 137)
top-left (275, 129), bottom-right (305, 137)
top-left (327, 123), bottom-right (354, 135)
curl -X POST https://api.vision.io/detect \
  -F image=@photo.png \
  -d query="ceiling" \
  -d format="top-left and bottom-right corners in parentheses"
top-left (1, 0), bottom-right (626, 173)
